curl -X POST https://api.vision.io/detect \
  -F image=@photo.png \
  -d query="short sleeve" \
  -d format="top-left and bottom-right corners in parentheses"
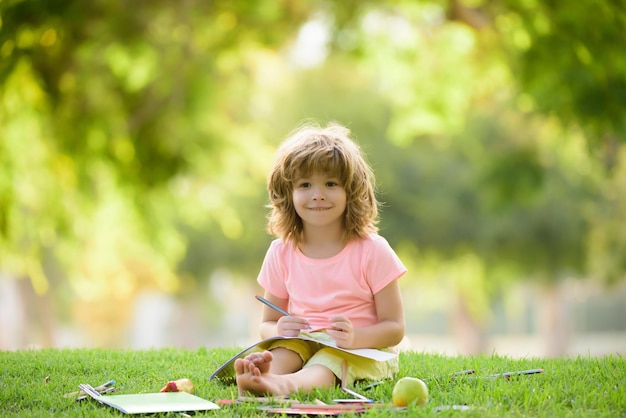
top-left (364, 235), bottom-right (407, 295)
top-left (257, 239), bottom-right (289, 299)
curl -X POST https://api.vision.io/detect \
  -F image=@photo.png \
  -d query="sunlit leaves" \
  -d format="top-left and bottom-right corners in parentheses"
top-left (1, 0), bottom-right (624, 327)
top-left (105, 43), bottom-right (157, 93)
top-left (0, 57), bottom-right (57, 291)
top-left (499, 0), bottom-right (626, 143)
top-left (354, 4), bottom-right (486, 144)
top-left (587, 148), bottom-right (626, 284)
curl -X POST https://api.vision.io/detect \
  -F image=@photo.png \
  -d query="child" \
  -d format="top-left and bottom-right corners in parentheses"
top-left (235, 122), bottom-right (407, 396)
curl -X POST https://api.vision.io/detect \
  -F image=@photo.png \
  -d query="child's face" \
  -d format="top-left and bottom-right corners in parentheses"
top-left (292, 171), bottom-right (347, 231)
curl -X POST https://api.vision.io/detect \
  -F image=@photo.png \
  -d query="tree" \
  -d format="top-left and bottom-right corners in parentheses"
top-left (0, 0), bottom-right (320, 346)
top-left (1, 0), bottom-right (623, 350)
top-left (339, 0), bottom-right (624, 353)
top-left (496, 0), bottom-right (626, 149)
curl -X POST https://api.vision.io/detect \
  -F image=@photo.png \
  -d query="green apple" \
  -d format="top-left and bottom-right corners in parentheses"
top-left (392, 376), bottom-right (429, 407)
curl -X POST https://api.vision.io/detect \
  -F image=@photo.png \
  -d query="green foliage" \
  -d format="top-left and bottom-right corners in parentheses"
top-left (496, 0), bottom-right (626, 144)
top-left (0, 0), bottom-right (624, 346)
top-left (586, 149), bottom-right (626, 284)
top-left (0, 348), bottom-right (624, 416)
top-left (0, 0), bottom-right (317, 292)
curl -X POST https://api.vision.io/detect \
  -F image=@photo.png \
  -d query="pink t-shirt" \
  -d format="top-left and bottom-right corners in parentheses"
top-left (257, 234), bottom-right (407, 330)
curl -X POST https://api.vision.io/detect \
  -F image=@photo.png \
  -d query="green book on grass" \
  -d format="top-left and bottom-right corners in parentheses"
top-left (83, 391), bottom-right (220, 414)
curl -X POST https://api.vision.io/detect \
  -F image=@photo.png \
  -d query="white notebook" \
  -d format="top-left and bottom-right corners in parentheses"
top-left (83, 391), bottom-right (220, 414)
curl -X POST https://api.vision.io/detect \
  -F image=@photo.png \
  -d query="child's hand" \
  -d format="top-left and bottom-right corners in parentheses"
top-left (326, 316), bottom-right (355, 348)
top-left (276, 316), bottom-right (310, 337)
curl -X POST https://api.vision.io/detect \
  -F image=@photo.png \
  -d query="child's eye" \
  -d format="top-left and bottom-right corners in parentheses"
top-left (298, 182), bottom-right (311, 188)
top-left (326, 182), bottom-right (338, 187)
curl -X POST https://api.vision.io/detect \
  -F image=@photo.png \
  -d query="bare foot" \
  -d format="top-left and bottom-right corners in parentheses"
top-left (234, 351), bottom-right (292, 396)
top-left (249, 351), bottom-right (273, 374)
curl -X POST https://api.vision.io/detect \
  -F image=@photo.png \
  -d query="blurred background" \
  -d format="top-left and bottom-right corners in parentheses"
top-left (1, 0), bottom-right (625, 358)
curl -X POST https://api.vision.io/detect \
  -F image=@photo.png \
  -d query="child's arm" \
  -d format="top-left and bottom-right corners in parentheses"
top-left (259, 291), bottom-right (310, 339)
top-left (327, 279), bottom-right (405, 349)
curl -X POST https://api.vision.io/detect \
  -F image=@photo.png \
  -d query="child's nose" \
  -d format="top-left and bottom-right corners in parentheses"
top-left (312, 186), bottom-right (326, 199)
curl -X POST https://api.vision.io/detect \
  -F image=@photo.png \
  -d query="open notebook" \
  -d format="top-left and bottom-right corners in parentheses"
top-left (210, 332), bottom-right (396, 381)
top-left (82, 390), bottom-right (220, 414)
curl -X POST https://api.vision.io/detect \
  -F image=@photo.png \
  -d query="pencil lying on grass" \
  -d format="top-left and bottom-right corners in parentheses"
top-left (486, 368), bottom-right (544, 379)
top-left (75, 387), bottom-right (115, 401)
top-left (462, 369), bottom-right (544, 380)
top-left (64, 380), bottom-right (115, 398)
top-left (451, 369), bottom-right (476, 379)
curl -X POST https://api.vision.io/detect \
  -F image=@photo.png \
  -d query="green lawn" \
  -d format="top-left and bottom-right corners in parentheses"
top-left (1, 347), bottom-right (623, 417)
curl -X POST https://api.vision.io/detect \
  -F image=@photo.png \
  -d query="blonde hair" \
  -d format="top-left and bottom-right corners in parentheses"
top-left (267, 122), bottom-right (379, 244)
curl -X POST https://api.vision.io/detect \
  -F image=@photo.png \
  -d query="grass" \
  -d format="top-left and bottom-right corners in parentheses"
top-left (0, 347), bottom-right (624, 417)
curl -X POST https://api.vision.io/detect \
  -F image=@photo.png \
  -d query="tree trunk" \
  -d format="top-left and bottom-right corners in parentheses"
top-left (451, 292), bottom-right (488, 355)
top-left (537, 282), bottom-right (570, 357)
top-left (17, 276), bottom-right (55, 348)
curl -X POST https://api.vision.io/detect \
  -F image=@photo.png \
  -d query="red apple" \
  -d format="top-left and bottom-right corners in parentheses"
top-left (160, 378), bottom-right (194, 393)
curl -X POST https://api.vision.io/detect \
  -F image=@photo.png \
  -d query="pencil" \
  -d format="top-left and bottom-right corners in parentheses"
top-left (485, 368), bottom-right (544, 379)
top-left (64, 379), bottom-right (115, 398)
top-left (450, 369), bottom-right (475, 380)
top-left (499, 368), bottom-right (544, 379)
top-left (255, 295), bottom-right (291, 317)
